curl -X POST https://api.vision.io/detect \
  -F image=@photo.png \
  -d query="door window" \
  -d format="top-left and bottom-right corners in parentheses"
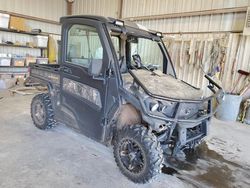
top-left (66, 24), bottom-right (103, 68)
top-left (111, 36), bottom-right (120, 59)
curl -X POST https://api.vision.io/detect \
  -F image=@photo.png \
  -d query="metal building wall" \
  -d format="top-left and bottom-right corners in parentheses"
top-left (135, 13), bottom-right (246, 33)
top-left (72, 0), bottom-right (120, 18)
top-left (0, 0), bottom-right (66, 21)
top-left (162, 33), bottom-right (250, 94)
top-left (221, 34), bottom-right (250, 93)
top-left (122, 0), bottom-right (249, 18)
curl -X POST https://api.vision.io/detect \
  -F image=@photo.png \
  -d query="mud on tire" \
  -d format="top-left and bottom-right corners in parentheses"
top-left (113, 124), bottom-right (163, 183)
top-left (31, 93), bottom-right (55, 130)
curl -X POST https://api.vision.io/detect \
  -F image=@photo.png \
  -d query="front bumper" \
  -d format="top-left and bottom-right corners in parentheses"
top-left (177, 119), bottom-right (210, 149)
top-left (139, 92), bottom-right (219, 152)
top-left (138, 75), bottom-right (224, 125)
top-left (138, 79), bottom-right (223, 153)
top-left (126, 72), bottom-right (223, 153)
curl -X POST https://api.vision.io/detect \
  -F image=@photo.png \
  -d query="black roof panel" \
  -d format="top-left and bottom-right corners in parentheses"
top-left (60, 15), bottom-right (113, 23)
top-left (60, 15), bottom-right (138, 28)
top-left (60, 15), bottom-right (160, 37)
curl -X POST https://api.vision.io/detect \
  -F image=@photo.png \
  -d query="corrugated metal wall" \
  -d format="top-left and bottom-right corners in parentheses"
top-left (163, 34), bottom-right (226, 89)
top-left (163, 33), bottom-right (250, 94)
top-left (221, 34), bottom-right (250, 93)
top-left (135, 13), bottom-right (246, 33)
top-left (0, 0), bottom-right (66, 21)
top-left (122, 0), bottom-right (249, 18)
top-left (72, 0), bottom-right (120, 18)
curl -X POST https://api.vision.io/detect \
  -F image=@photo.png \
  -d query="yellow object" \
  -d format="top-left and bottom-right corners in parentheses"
top-left (9, 16), bottom-right (30, 31)
top-left (48, 35), bottom-right (57, 64)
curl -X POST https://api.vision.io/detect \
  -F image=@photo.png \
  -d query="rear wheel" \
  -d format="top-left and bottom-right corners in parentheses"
top-left (31, 93), bottom-right (55, 130)
top-left (113, 124), bottom-right (163, 183)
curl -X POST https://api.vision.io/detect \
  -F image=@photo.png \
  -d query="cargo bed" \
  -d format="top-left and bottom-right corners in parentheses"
top-left (30, 64), bottom-right (60, 85)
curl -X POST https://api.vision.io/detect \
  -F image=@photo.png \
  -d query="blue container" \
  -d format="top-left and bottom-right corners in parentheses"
top-left (216, 94), bottom-right (242, 121)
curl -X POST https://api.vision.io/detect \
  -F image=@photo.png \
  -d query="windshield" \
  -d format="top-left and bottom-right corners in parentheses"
top-left (128, 37), bottom-right (175, 76)
top-left (130, 38), bottom-right (163, 70)
top-left (111, 35), bottom-right (175, 77)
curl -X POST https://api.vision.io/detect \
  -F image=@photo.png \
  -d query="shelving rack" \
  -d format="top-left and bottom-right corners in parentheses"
top-left (0, 43), bottom-right (47, 49)
top-left (0, 27), bottom-right (48, 77)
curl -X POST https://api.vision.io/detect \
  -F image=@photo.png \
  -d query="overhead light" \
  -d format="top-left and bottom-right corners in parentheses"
top-left (156, 32), bottom-right (163, 37)
top-left (114, 20), bottom-right (124, 26)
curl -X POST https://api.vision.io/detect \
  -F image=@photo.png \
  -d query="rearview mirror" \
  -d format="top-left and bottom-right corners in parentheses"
top-left (88, 59), bottom-right (103, 76)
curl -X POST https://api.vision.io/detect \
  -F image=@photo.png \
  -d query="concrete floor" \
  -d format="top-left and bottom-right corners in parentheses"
top-left (0, 91), bottom-right (188, 188)
top-left (0, 90), bottom-right (250, 188)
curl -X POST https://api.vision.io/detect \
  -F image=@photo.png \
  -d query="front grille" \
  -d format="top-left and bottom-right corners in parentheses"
top-left (186, 124), bottom-right (203, 140)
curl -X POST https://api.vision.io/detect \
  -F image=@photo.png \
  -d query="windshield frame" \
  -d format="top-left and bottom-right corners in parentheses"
top-left (107, 23), bottom-right (176, 78)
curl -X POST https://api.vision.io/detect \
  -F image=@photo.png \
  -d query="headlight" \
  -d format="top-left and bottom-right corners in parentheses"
top-left (144, 97), bottom-right (176, 117)
top-left (149, 102), bottom-right (159, 112)
top-left (144, 97), bottom-right (208, 119)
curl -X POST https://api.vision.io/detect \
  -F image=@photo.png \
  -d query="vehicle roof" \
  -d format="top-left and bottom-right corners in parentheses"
top-left (60, 15), bottom-right (161, 37)
top-left (60, 15), bottom-right (137, 27)
top-left (60, 15), bottom-right (111, 23)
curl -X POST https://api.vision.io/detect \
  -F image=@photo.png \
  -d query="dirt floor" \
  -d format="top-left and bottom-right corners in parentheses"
top-left (0, 90), bottom-right (250, 188)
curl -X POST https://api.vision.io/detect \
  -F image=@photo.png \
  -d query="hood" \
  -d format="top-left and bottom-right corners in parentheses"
top-left (130, 70), bottom-right (203, 100)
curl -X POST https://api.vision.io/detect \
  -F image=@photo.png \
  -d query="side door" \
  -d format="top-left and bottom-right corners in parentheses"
top-left (59, 19), bottom-right (111, 141)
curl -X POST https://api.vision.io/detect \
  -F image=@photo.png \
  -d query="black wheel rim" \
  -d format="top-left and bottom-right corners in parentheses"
top-left (34, 101), bottom-right (45, 124)
top-left (119, 139), bottom-right (145, 174)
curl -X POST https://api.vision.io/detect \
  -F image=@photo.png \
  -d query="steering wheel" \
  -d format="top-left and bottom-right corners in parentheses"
top-left (132, 54), bottom-right (143, 68)
top-left (147, 64), bottom-right (158, 71)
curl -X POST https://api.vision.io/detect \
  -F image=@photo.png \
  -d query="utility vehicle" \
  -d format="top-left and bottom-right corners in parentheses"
top-left (30, 15), bottom-right (223, 183)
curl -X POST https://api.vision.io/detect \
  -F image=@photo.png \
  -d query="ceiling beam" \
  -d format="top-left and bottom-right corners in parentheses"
top-left (67, 1), bottom-right (74, 15)
top-left (118, 0), bottom-right (124, 19)
top-left (163, 30), bottom-right (243, 35)
top-left (124, 6), bottom-right (247, 21)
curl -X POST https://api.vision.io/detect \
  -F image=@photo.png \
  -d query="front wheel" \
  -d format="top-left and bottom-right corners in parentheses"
top-left (113, 124), bottom-right (163, 183)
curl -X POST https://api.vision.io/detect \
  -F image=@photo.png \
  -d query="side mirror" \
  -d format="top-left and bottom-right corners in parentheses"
top-left (88, 59), bottom-right (103, 76)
